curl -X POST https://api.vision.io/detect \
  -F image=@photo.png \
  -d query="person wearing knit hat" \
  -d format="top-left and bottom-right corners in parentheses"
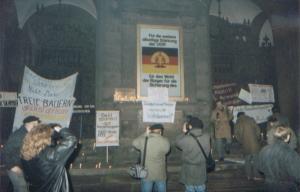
top-left (132, 124), bottom-right (170, 192)
top-left (3, 116), bottom-right (41, 192)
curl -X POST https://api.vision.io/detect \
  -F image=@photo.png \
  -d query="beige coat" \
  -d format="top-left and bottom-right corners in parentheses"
top-left (211, 108), bottom-right (233, 139)
top-left (234, 115), bottom-right (261, 155)
top-left (132, 132), bottom-right (170, 181)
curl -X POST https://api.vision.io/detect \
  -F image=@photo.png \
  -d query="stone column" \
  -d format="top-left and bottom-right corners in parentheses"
top-left (193, 4), bottom-right (213, 126)
top-left (95, 0), bottom-right (122, 108)
top-left (95, 0), bottom-right (106, 108)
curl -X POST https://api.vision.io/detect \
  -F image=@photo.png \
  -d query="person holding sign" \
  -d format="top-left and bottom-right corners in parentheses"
top-left (132, 124), bottom-right (170, 192)
top-left (4, 116), bottom-right (40, 192)
top-left (20, 124), bottom-right (77, 192)
top-left (211, 100), bottom-right (233, 161)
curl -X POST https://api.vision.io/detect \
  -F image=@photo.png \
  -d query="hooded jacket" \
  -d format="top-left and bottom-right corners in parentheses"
top-left (22, 128), bottom-right (77, 192)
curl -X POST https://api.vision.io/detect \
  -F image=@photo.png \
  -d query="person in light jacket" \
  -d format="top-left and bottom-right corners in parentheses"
top-left (176, 117), bottom-right (211, 192)
top-left (211, 100), bottom-right (233, 161)
top-left (132, 124), bottom-right (170, 192)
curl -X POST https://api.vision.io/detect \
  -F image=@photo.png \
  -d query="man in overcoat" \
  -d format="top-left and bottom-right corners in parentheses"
top-left (132, 124), bottom-right (170, 192)
top-left (211, 100), bottom-right (233, 161)
top-left (234, 112), bottom-right (261, 180)
top-left (176, 117), bottom-right (211, 192)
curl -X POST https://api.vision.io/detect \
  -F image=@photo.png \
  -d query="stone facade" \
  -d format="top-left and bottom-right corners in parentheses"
top-left (95, 0), bottom-right (212, 163)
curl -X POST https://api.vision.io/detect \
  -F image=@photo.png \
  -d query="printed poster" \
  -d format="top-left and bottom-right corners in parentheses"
top-left (137, 24), bottom-right (184, 100)
top-left (248, 84), bottom-right (275, 103)
top-left (96, 111), bottom-right (120, 147)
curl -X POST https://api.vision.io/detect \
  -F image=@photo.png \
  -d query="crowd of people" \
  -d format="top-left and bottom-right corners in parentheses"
top-left (3, 100), bottom-right (300, 192)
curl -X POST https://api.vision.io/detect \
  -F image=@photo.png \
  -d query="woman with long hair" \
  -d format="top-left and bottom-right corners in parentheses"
top-left (21, 124), bottom-right (77, 192)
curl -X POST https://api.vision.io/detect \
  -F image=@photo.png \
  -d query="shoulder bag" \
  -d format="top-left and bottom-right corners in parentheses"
top-left (128, 136), bottom-right (149, 179)
top-left (189, 133), bottom-right (215, 173)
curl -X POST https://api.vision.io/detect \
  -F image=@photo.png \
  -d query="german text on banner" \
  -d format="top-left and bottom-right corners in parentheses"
top-left (213, 83), bottom-right (241, 106)
top-left (21, 66), bottom-right (78, 98)
top-left (13, 95), bottom-right (75, 129)
top-left (13, 66), bottom-right (77, 131)
top-left (0, 92), bottom-right (17, 107)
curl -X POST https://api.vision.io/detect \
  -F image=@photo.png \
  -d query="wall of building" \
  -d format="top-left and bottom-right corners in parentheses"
top-left (95, 0), bottom-right (212, 162)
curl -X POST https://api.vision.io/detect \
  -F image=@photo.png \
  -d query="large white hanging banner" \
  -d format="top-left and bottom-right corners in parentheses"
top-left (21, 66), bottom-right (78, 98)
top-left (13, 66), bottom-right (77, 131)
top-left (14, 95), bottom-right (75, 128)
top-left (232, 104), bottom-right (273, 124)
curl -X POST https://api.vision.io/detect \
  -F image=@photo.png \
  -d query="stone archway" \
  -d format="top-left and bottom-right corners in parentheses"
top-left (20, 4), bottom-right (97, 137)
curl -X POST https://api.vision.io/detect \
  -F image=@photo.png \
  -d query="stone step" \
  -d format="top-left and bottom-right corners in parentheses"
top-left (70, 164), bottom-right (264, 192)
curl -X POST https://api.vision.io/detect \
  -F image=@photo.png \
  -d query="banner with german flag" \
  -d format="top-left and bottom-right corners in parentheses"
top-left (137, 25), bottom-right (184, 99)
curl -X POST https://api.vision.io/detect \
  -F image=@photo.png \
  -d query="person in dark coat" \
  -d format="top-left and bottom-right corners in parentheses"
top-left (20, 124), bottom-right (77, 192)
top-left (176, 117), bottom-right (211, 192)
top-left (234, 112), bottom-right (261, 180)
top-left (257, 126), bottom-right (300, 192)
top-left (4, 116), bottom-right (41, 192)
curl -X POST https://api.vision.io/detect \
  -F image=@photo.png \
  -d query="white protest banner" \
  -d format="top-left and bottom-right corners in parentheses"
top-left (13, 95), bottom-right (75, 128)
top-left (13, 66), bottom-right (77, 131)
top-left (142, 101), bottom-right (176, 123)
top-left (137, 24), bottom-right (184, 100)
top-left (238, 89), bottom-right (252, 104)
top-left (96, 111), bottom-right (119, 147)
top-left (232, 104), bottom-right (273, 124)
top-left (0, 92), bottom-right (17, 107)
top-left (21, 66), bottom-right (78, 98)
top-left (248, 84), bottom-right (275, 103)
top-left (147, 87), bottom-right (168, 102)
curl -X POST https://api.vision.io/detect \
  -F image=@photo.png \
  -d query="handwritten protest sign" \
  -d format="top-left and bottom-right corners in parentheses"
top-left (96, 111), bottom-right (119, 147)
top-left (142, 101), bottom-right (176, 123)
